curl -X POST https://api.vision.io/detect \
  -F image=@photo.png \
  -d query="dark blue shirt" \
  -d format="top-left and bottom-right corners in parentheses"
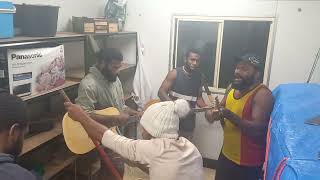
top-left (169, 67), bottom-right (202, 131)
top-left (0, 153), bottom-right (38, 180)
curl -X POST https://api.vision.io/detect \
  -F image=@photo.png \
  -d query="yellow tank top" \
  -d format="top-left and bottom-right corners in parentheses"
top-left (222, 84), bottom-right (266, 166)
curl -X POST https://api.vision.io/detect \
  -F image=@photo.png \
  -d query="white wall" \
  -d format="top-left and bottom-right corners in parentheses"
top-left (269, 1), bottom-right (320, 88)
top-left (12, 0), bottom-right (106, 31)
top-left (11, 0), bottom-right (320, 160)
top-left (124, 0), bottom-right (320, 159)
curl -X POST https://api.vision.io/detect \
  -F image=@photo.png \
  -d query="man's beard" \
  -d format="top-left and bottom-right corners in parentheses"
top-left (102, 69), bottom-right (118, 82)
top-left (232, 77), bottom-right (255, 91)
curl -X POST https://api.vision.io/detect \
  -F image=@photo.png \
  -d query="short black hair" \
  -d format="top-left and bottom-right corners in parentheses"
top-left (0, 91), bottom-right (27, 132)
top-left (185, 48), bottom-right (201, 59)
top-left (96, 48), bottom-right (123, 64)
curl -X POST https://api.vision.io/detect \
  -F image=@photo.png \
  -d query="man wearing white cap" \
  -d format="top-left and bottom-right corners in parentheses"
top-left (65, 99), bottom-right (203, 180)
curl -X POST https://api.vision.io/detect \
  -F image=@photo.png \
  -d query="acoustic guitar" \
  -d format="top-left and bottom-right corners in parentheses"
top-left (63, 107), bottom-right (123, 154)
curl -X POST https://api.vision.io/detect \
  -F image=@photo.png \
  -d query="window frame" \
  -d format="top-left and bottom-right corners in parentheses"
top-left (169, 15), bottom-right (276, 94)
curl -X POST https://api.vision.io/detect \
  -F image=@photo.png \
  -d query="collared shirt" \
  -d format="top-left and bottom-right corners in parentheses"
top-left (75, 66), bottom-right (126, 112)
top-left (0, 153), bottom-right (38, 180)
top-left (101, 130), bottom-right (204, 180)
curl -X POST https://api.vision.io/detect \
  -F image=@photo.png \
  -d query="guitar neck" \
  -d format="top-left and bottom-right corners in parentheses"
top-left (192, 105), bottom-right (217, 113)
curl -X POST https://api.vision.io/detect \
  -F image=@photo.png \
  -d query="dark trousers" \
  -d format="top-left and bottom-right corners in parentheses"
top-left (215, 153), bottom-right (263, 180)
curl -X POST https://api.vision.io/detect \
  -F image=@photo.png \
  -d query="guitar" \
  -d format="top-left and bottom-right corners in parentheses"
top-left (63, 107), bottom-right (122, 154)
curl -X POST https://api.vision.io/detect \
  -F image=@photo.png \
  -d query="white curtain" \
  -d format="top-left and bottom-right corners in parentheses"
top-left (132, 34), bottom-right (153, 110)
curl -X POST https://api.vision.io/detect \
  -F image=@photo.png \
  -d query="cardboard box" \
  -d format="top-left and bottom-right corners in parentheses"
top-left (108, 23), bottom-right (118, 33)
top-left (72, 16), bottom-right (95, 33)
top-left (73, 16), bottom-right (121, 33)
top-left (6, 45), bottom-right (65, 97)
top-left (94, 18), bottom-right (108, 34)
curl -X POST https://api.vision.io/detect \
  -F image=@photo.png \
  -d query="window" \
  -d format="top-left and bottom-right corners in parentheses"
top-left (170, 16), bottom-right (274, 91)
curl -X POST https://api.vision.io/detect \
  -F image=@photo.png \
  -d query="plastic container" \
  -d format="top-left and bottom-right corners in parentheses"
top-left (0, 1), bottom-right (15, 38)
top-left (14, 4), bottom-right (59, 37)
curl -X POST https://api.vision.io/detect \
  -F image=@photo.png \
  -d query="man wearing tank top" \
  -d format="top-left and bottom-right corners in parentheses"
top-left (205, 54), bottom-right (274, 180)
top-left (158, 49), bottom-right (207, 141)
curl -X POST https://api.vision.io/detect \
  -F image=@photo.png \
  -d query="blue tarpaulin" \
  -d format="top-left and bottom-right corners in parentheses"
top-left (265, 83), bottom-right (320, 180)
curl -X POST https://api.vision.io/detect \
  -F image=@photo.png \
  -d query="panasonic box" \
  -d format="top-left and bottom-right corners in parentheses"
top-left (0, 44), bottom-right (65, 97)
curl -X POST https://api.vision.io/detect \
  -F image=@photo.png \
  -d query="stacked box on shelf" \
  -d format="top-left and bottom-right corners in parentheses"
top-left (72, 16), bottom-right (110, 34)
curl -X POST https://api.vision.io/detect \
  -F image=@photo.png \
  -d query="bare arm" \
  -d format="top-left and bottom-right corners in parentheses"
top-left (90, 113), bottom-right (129, 128)
top-left (196, 88), bottom-right (207, 108)
top-left (197, 96), bottom-right (207, 108)
top-left (222, 88), bottom-right (274, 139)
top-left (158, 70), bottom-right (177, 101)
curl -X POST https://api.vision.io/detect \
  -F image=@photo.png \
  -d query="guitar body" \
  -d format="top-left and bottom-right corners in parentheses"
top-left (63, 107), bottom-right (120, 154)
top-left (144, 99), bottom-right (160, 110)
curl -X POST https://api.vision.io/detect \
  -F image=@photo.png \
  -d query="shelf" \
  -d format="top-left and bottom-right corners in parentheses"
top-left (0, 32), bottom-right (86, 47)
top-left (21, 122), bottom-right (62, 155)
top-left (90, 160), bottom-right (101, 176)
top-left (0, 31), bottom-right (137, 48)
top-left (21, 79), bottom-right (80, 101)
top-left (44, 155), bottom-right (77, 180)
top-left (66, 68), bottom-right (86, 79)
top-left (90, 31), bottom-right (137, 37)
top-left (78, 158), bottom-right (101, 177)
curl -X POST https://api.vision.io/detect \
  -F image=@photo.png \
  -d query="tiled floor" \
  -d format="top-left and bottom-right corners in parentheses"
top-left (204, 168), bottom-right (215, 180)
top-left (122, 166), bottom-right (216, 180)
